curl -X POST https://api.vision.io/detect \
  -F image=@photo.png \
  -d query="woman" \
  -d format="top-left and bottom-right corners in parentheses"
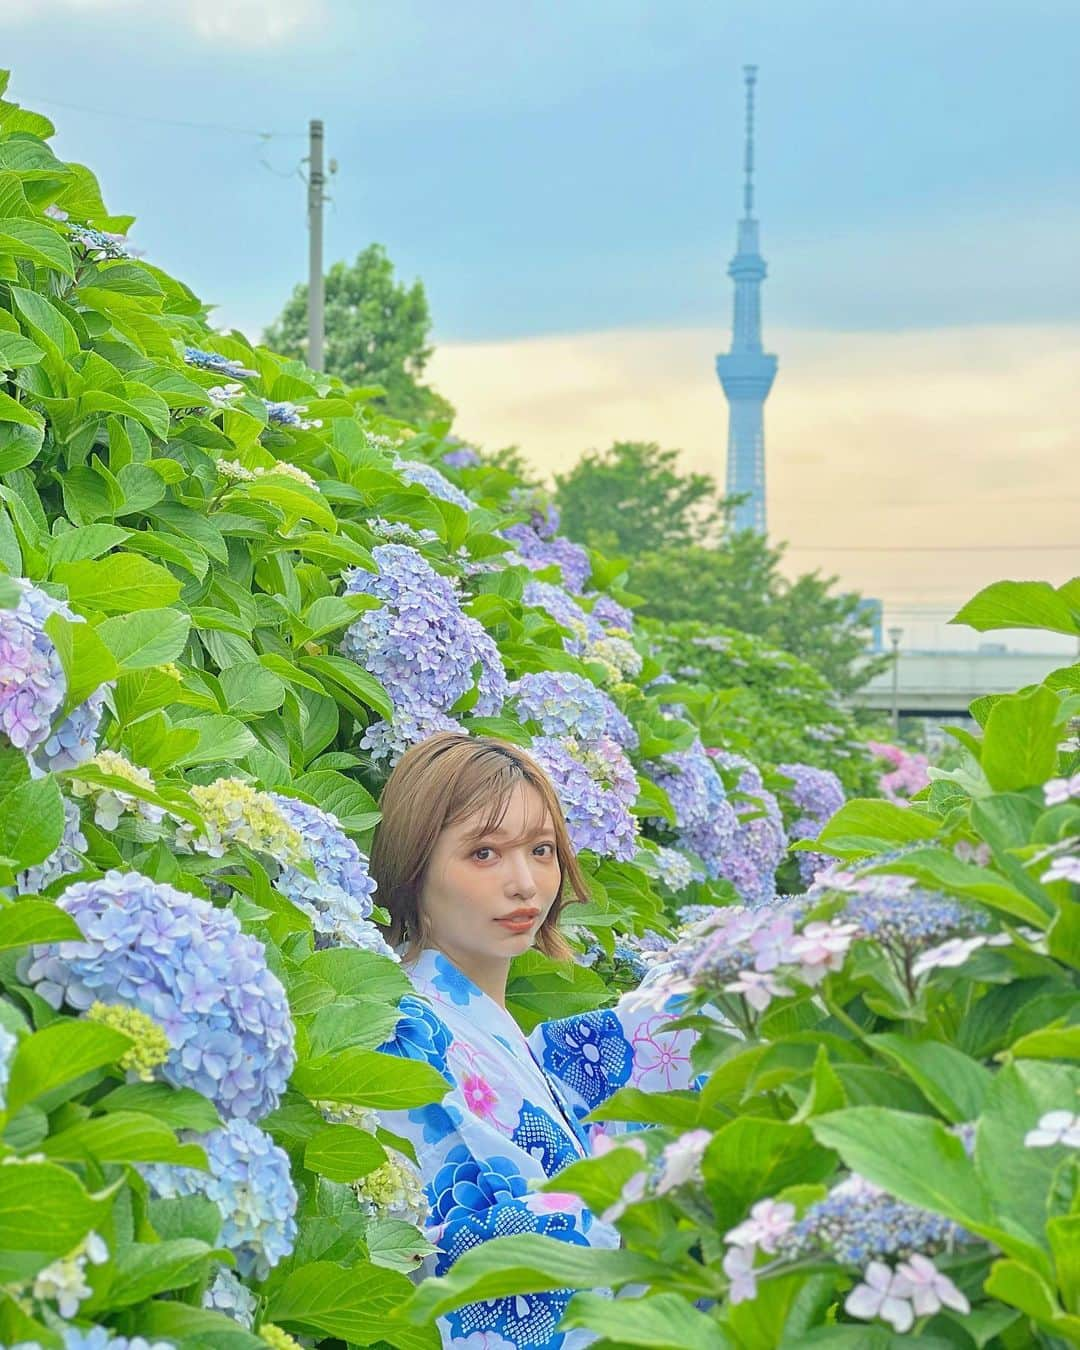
top-left (372, 732), bottom-right (697, 1350)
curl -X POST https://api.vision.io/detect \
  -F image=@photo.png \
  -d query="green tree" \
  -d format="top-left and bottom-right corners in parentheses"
top-left (263, 243), bottom-right (454, 424)
top-left (629, 535), bottom-right (890, 696)
top-left (553, 441), bottom-right (724, 555)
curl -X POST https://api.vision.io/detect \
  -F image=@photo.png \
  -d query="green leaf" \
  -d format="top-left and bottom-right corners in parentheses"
top-left (172, 713), bottom-right (257, 766)
top-left (9, 284), bottom-right (78, 357)
top-left (1009, 1023), bottom-right (1080, 1059)
top-left (46, 523), bottom-right (130, 567)
top-left (865, 845), bottom-right (1048, 927)
top-left (952, 579), bottom-right (1080, 637)
top-left (0, 329), bottom-right (43, 370)
top-left (240, 477), bottom-right (337, 531)
top-left (54, 554), bottom-right (182, 613)
top-left (365, 1217), bottom-right (437, 1274)
top-left (0, 898), bottom-right (82, 950)
top-left (983, 1258), bottom-right (1080, 1342)
top-left (866, 1034), bottom-right (992, 1122)
top-left (0, 774), bottom-right (64, 870)
top-left (0, 420), bottom-right (43, 475)
top-left (813, 799), bottom-right (940, 858)
top-left (300, 592), bottom-right (379, 641)
top-left (302, 947), bottom-right (412, 1003)
top-left (292, 771), bottom-right (380, 832)
top-left (43, 610), bottom-right (118, 712)
top-left (0, 387), bottom-right (44, 430)
top-left (267, 1259), bottom-right (437, 1348)
top-left (0, 1161), bottom-right (111, 1259)
top-left (5, 1020), bottom-right (131, 1114)
top-left (121, 1303), bottom-right (264, 1349)
top-left (561, 1292), bottom-right (724, 1349)
top-left (404, 1235), bottom-right (671, 1325)
top-left (981, 685), bottom-right (1061, 791)
top-left (303, 1124), bottom-right (386, 1182)
top-left (292, 1048), bottom-right (449, 1111)
top-left (219, 662), bottom-right (286, 715)
top-left (97, 606), bottom-right (191, 669)
top-left (96, 1081), bottom-right (221, 1132)
top-left (90, 1238), bottom-right (221, 1310)
top-left (703, 1117), bottom-right (835, 1232)
top-left (41, 1112), bottom-right (207, 1167)
top-left (299, 654), bottom-right (394, 720)
top-left (0, 218), bottom-right (73, 275)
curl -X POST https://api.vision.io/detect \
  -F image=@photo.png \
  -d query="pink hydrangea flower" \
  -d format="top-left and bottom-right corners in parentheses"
top-left (911, 934), bottom-right (989, 978)
top-left (724, 1198), bottom-right (796, 1253)
top-left (844, 1261), bottom-right (915, 1332)
top-left (722, 1243), bottom-right (758, 1303)
top-left (724, 969), bottom-right (790, 1011)
top-left (894, 1253), bottom-right (970, 1317)
top-left (655, 1129), bottom-right (712, 1195)
top-left (789, 920), bottom-right (858, 983)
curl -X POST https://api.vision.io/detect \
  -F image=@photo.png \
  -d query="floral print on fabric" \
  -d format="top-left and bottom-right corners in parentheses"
top-left (538, 1010), bottom-right (634, 1110)
top-left (374, 949), bottom-right (697, 1349)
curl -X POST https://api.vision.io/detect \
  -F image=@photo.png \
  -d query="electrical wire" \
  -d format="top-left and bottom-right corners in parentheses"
top-left (26, 94), bottom-right (305, 140)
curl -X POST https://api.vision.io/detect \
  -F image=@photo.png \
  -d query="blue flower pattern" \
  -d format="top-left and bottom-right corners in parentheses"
top-left (538, 1010), bottom-right (633, 1109)
top-left (375, 950), bottom-right (696, 1349)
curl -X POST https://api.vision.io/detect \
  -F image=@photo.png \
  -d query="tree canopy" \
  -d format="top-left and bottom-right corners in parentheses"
top-left (264, 243), bottom-right (454, 425)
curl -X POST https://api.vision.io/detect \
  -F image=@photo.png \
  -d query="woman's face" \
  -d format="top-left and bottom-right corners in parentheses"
top-left (418, 782), bottom-right (562, 969)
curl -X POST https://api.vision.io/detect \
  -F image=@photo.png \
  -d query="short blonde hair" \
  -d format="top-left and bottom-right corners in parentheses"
top-left (370, 732), bottom-right (587, 960)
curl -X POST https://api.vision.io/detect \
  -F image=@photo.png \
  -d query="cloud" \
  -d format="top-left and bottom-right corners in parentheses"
top-left (429, 322), bottom-right (1080, 646)
top-left (4, 0), bottom-right (326, 45)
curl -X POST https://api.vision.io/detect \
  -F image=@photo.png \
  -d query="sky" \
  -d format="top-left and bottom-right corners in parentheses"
top-left (5, 0), bottom-right (1079, 647)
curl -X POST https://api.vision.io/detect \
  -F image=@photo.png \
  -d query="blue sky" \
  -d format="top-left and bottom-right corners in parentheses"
top-left (6, 0), bottom-right (1079, 341)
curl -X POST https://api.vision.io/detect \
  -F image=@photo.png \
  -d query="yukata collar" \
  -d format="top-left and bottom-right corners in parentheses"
top-left (408, 947), bottom-right (500, 1013)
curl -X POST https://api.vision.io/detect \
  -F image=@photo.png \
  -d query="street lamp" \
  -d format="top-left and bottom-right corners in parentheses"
top-left (887, 626), bottom-right (903, 737)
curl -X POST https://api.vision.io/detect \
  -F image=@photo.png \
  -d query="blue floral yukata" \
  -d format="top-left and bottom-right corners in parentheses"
top-left (376, 949), bottom-right (696, 1350)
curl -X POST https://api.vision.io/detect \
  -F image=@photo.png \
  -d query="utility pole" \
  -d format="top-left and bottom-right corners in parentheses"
top-left (888, 626), bottom-right (903, 737)
top-left (307, 118), bottom-right (325, 373)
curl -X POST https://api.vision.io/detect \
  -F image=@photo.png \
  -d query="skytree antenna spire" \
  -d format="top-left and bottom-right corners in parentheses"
top-left (716, 63), bottom-right (778, 535)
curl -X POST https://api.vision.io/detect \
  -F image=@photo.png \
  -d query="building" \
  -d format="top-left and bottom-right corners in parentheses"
top-left (716, 65), bottom-right (778, 536)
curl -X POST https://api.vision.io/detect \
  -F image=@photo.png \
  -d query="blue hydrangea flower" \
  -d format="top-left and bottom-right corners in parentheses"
top-left (182, 346), bottom-right (258, 379)
top-left (539, 1011), bottom-right (633, 1109)
top-left (341, 544), bottom-right (508, 763)
top-left (203, 1266), bottom-right (258, 1328)
top-left (777, 762), bottom-right (845, 886)
top-left (530, 735), bottom-right (638, 860)
top-left (144, 1118), bottom-right (297, 1279)
top-left (0, 578), bottom-right (108, 770)
top-left (843, 885), bottom-right (986, 958)
top-left (510, 671), bottom-right (637, 749)
top-left (263, 399), bottom-right (319, 430)
top-left (647, 739), bottom-right (740, 880)
top-left (69, 224), bottom-right (130, 259)
top-left (31, 1330), bottom-right (177, 1350)
top-left (785, 1173), bottom-right (969, 1265)
top-left (650, 845), bottom-right (697, 894)
top-left (269, 793), bottom-right (394, 956)
top-left (394, 457), bottom-right (475, 510)
top-left (26, 871), bottom-right (295, 1120)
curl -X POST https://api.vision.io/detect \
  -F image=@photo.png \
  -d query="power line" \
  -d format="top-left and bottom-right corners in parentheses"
top-left (26, 94), bottom-right (305, 140)
top-left (783, 543), bottom-right (1077, 553)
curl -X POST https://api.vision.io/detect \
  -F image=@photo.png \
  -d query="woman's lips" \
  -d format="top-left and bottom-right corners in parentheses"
top-left (496, 909), bottom-right (539, 934)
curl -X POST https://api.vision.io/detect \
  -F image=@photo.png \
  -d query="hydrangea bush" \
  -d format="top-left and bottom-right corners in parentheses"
top-left (1, 75), bottom-right (1074, 1350)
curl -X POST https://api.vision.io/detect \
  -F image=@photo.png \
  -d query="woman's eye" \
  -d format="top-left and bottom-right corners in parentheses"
top-left (473, 847), bottom-right (494, 862)
top-left (534, 843), bottom-right (555, 858)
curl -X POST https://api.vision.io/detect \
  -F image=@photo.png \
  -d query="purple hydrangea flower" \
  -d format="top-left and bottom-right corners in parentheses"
top-left (510, 671), bottom-right (637, 750)
top-left (521, 580), bottom-right (602, 653)
top-left (843, 884), bottom-right (987, 960)
top-left (710, 750), bottom-right (787, 905)
top-left (650, 844), bottom-right (697, 894)
top-left (341, 545), bottom-right (508, 763)
top-left (395, 458), bottom-right (475, 511)
top-left (143, 1118), bottom-right (297, 1279)
top-left (270, 793), bottom-right (395, 957)
top-left (587, 593), bottom-right (635, 632)
top-left (1, 579), bottom-right (108, 770)
top-left (777, 762), bottom-right (845, 885)
top-left (502, 523), bottom-right (591, 594)
top-left (26, 871), bottom-right (295, 1120)
top-left (530, 735), bottom-right (638, 860)
top-left (442, 446), bottom-right (481, 469)
top-left (647, 739), bottom-right (740, 881)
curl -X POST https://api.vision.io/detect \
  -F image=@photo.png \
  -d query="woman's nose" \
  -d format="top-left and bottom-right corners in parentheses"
top-left (505, 852), bottom-right (538, 898)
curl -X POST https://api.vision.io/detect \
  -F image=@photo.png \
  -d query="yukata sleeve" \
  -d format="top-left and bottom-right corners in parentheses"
top-left (528, 962), bottom-right (699, 1125)
top-left (376, 994), bottom-right (602, 1350)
